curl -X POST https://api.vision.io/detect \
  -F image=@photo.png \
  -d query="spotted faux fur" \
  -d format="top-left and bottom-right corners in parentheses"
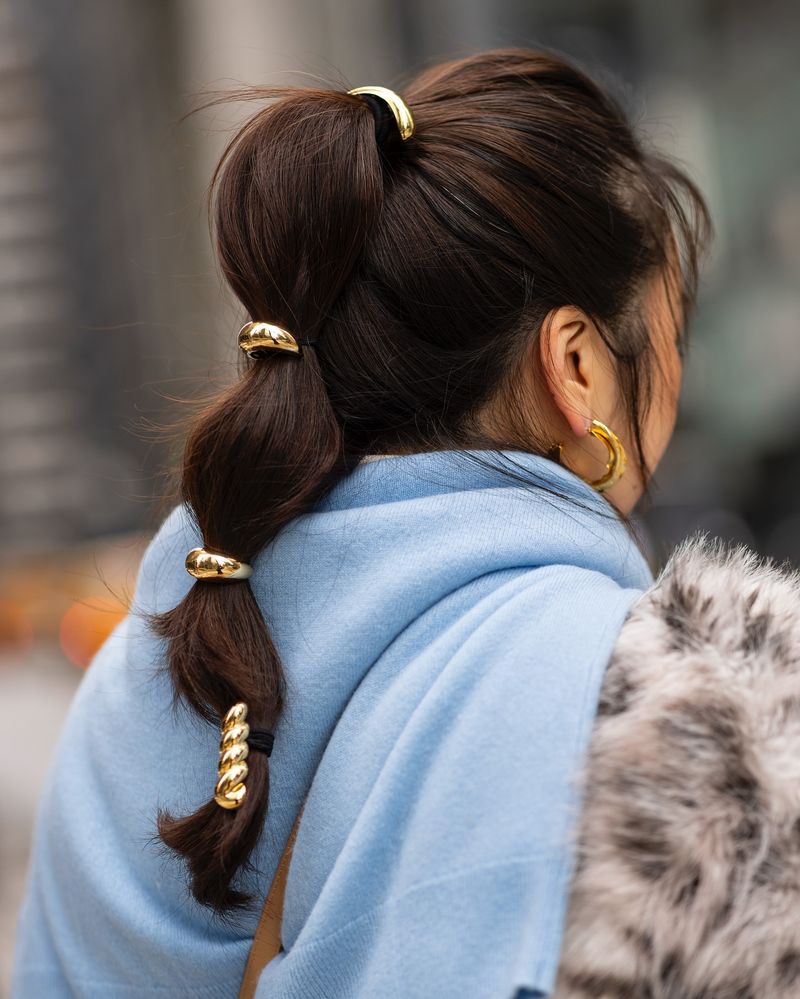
top-left (552, 536), bottom-right (800, 999)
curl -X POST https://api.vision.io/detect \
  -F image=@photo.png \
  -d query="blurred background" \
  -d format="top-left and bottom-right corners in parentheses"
top-left (1, 0), bottom-right (799, 989)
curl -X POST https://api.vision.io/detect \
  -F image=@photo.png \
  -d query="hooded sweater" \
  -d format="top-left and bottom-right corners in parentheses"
top-left (11, 449), bottom-right (653, 999)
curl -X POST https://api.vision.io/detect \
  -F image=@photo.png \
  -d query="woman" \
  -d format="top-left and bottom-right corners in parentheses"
top-left (12, 48), bottom-right (800, 999)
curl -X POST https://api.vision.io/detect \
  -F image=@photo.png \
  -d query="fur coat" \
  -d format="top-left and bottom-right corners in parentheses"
top-left (553, 536), bottom-right (800, 998)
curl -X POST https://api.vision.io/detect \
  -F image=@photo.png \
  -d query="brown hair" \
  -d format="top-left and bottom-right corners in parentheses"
top-left (154, 47), bottom-right (711, 912)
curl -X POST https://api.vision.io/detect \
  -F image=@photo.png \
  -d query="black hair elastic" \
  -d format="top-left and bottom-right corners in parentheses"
top-left (358, 93), bottom-right (397, 146)
top-left (247, 728), bottom-right (275, 757)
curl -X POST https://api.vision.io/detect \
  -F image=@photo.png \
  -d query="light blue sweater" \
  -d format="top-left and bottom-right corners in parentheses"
top-left (12, 450), bottom-right (652, 998)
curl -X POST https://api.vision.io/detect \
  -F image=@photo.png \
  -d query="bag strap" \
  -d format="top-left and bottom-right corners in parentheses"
top-left (237, 806), bottom-right (304, 999)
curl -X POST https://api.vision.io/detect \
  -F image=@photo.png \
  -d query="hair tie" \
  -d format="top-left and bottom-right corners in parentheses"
top-left (347, 86), bottom-right (415, 142)
top-left (185, 547), bottom-right (252, 581)
top-left (354, 94), bottom-right (395, 145)
top-left (238, 322), bottom-right (317, 359)
top-left (215, 702), bottom-right (274, 810)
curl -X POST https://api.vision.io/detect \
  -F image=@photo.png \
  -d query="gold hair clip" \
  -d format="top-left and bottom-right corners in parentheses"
top-left (215, 702), bottom-right (249, 810)
top-left (238, 322), bottom-right (300, 359)
top-left (347, 86), bottom-right (415, 141)
top-left (185, 547), bottom-right (252, 581)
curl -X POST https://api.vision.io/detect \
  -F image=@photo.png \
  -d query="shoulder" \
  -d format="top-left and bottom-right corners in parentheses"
top-left (131, 503), bottom-right (201, 616)
top-left (555, 536), bottom-right (800, 997)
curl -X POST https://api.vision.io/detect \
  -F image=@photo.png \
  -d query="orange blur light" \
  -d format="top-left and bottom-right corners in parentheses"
top-left (59, 597), bottom-right (128, 670)
top-left (0, 598), bottom-right (34, 655)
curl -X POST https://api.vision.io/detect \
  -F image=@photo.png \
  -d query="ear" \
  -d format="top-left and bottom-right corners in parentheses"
top-left (537, 306), bottom-right (597, 439)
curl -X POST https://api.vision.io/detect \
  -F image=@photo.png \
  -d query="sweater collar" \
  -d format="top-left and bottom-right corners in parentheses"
top-left (308, 448), bottom-right (653, 591)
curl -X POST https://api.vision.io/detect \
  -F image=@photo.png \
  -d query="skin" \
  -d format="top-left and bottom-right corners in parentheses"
top-left (477, 265), bottom-right (684, 515)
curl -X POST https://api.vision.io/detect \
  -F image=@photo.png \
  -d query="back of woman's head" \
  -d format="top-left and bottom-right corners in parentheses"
top-left (154, 47), bottom-right (711, 912)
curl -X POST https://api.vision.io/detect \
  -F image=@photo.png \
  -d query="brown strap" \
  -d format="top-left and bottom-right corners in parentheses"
top-left (238, 808), bottom-right (304, 999)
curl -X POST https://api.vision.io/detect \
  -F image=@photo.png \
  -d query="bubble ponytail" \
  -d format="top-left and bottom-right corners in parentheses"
top-left (154, 87), bottom-right (386, 911)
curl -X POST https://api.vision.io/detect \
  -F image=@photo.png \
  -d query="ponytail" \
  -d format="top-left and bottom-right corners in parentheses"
top-left (154, 87), bottom-right (387, 912)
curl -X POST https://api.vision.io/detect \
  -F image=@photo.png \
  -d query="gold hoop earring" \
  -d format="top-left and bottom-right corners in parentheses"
top-left (547, 421), bottom-right (627, 493)
top-left (587, 419), bottom-right (627, 492)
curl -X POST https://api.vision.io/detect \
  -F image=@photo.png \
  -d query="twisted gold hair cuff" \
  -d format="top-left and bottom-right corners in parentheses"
top-left (215, 702), bottom-right (250, 809)
top-left (213, 702), bottom-right (275, 810)
top-left (185, 547), bottom-right (252, 581)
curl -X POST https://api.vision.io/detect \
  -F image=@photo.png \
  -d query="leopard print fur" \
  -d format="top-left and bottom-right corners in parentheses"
top-left (553, 536), bottom-right (800, 999)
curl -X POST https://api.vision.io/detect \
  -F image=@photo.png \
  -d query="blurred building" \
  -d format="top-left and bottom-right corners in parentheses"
top-left (1, 0), bottom-right (799, 560)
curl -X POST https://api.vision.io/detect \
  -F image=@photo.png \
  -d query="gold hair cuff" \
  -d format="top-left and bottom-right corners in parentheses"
top-left (185, 547), bottom-right (252, 581)
top-left (347, 86), bottom-right (415, 141)
top-left (215, 702), bottom-right (249, 810)
top-left (238, 322), bottom-right (300, 359)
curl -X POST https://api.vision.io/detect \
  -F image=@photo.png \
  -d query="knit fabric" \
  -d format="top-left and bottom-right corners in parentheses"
top-left (11, 450), bottom-right (652, 998)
